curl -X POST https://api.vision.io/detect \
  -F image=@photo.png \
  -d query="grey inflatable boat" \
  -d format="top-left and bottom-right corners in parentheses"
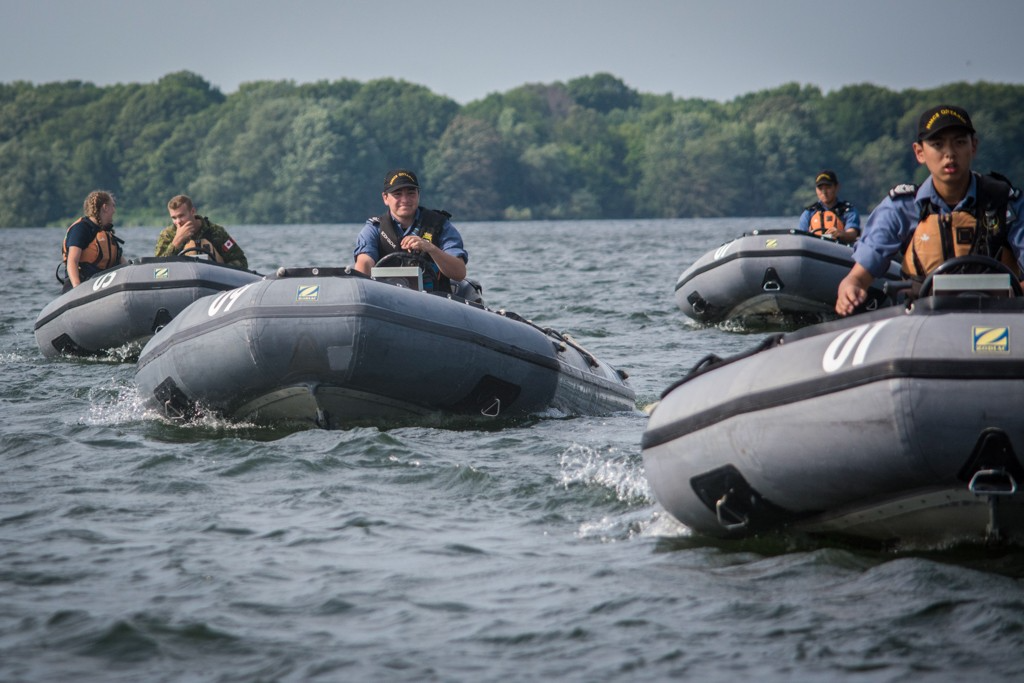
top-left (674, 229), bottom-right (902, 326)
top-left (135, 264), bottom-right (635, 429)
top-left (646, 257), bottom-right (1024, 547)
top-left (34, 257), bottom-right (262, 358)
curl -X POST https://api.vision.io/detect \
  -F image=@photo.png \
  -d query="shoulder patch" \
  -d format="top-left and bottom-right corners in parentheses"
top-left (889, 183), bottom-right (917, 200)
top-left (368, 216), bottom-right (381, 226)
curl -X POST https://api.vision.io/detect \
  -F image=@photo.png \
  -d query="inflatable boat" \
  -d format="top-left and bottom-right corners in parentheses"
top-left (674, 229), bottom-right (903, 326)
top-left (645, 257), bottom-right (1024, 547)
top-left (134, 263), bottom-right (636, 429)
top-left (34, 257), bottom-right (262, 359)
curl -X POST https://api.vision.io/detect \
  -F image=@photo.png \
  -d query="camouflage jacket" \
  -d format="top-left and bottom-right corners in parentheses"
top-left (154, 215), bottom-right (248, 270)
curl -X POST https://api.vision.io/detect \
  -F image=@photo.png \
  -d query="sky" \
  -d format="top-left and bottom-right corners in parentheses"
top-left (2, 0), bottom-right (1023, 104)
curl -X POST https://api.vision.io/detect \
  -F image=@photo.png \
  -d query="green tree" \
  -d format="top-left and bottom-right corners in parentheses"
top-left (846, 135), bottom-right (906, 211)
top-left (424, 116), bottom-right (511, 221)
top-left (0, 139), bottom-right (63, 227)
top-left (343, 79), bottom-right (459, 171)
top-left (566, 73), bottom-right (640, 114)
top-left (191, 83), bottom-right (305, 222)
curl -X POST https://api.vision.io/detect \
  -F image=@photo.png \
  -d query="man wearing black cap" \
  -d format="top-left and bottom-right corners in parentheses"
top-left (352, 168), bottom-right (468, 290)
top-left (797, 170), bottom-right (861, 244)
top-left (836, 104), bottom-right (1024, 315)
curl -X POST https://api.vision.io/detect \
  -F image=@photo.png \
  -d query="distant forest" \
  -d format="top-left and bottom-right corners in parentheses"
top-left (2, 71), bottom-right (1023, 228)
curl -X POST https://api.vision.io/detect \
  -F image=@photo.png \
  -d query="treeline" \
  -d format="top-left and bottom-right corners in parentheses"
top-left (2, 71), bottom-right (1023, 228)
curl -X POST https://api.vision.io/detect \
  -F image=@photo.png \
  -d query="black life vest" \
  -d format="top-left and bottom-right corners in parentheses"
top-left (374, 208), bottom-right (453, 291)
top-left (901, 172), bottom-right (1020, 278)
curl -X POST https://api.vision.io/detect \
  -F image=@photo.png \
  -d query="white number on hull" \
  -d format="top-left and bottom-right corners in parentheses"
top-left (208, 283), bottom-right (256, 316)
top-left (91, 271), bottom-right (118, 291)
top-left (822, 319), bottom-right (892, 372)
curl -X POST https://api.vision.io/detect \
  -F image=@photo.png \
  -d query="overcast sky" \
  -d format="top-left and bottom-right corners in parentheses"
top-left (3, 0), bottom-right (1022, 104)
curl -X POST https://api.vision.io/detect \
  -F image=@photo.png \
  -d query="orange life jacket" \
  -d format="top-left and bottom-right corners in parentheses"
top-left (809, 210), bottom-right (845, 236)
top-left (901, 174), bottom-right (1020, 278)
top-left (62, 217), bottom-right (123, 270)
top-left (805, 200), bottom-right (853, 236)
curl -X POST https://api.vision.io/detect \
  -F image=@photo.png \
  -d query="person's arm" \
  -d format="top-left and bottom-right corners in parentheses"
top-left (352, 221), bottom-right (380, 276)
top-left (829, 205), bottom-right (861, 244)
top-left (1007, 192), bottom-right (1024, 279)
top-left (400, 234), bottom-right (467, 281)
top-left (154, 227), bottom-right (182, 256)
top-left (829, 227), bottom-right (860, 244)
top-left (208, 224), bottom-right (248, 270)
top-left (66, 246), bottom-right (84, 287)
top-left (797, 209), bottom-right (812, 233)
top-left (354, 253), bottom-right (375, 276)
top-left (834, 199), bottom-right (910, 315)
top-left (836, 262), bottom-right (875, 315)
top-left (156, 220), bottom-right (201, 257)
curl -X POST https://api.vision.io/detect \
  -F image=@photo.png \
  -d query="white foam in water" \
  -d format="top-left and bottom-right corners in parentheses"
top-left (638, 509), bottom-right (692, 538)
top-left (84, 381), bottom-right (264, 432)
top-left (558, 442), bottom-right (652, 504)
top-left (84, 381), bottom-right (150, 425)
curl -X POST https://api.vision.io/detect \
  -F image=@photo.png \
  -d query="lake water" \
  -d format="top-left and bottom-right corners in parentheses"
top-left (3, 219), bottom-right (1024, 682)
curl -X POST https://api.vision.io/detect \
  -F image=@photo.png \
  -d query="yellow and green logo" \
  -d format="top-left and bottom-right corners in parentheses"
top-left (296, 285), bottom-right (320, 302)
top-left (973, 326), bottom-right (1009, 353)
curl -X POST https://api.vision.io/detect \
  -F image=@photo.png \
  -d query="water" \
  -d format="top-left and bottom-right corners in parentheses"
top-left (3, 219), bottom-right (1024, 682)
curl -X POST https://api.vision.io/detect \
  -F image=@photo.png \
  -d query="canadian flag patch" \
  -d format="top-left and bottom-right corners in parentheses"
top-left (222, 238), bottom-right (234, 251)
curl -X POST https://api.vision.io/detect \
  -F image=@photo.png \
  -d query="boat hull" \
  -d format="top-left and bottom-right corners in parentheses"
top-left (642, 296), bottom-right (1024, 546)
top-left (135, 268), bottom-right (636, 428)
top-left (34, 258), bottom-right (261, 358)
top-left (674, 230), bottom-right (902, 325)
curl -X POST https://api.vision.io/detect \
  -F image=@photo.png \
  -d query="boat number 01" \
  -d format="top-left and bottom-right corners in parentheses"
top-left (822, 319), bottom-right (892, 372)
top-left (208, 283), bottom-right (256, 316)
top-left (91, 271), bottom-right (118, 291)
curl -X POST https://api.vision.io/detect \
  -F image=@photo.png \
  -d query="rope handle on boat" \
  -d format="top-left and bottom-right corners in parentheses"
top-left (494, 310), bottom-right (601, 367)
top-left (659, 334), bottom-right (785, 398)
top-left (270, 266), bottom-right (371, 280)
top-left (552, 331), bottom-right (600, 367)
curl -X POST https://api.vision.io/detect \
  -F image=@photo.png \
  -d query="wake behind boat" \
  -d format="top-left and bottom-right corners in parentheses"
top-left (674, 229), bottom-right (903, 327)
top-left (135, 263), bottom-right (636, 429)
top-left (34, 257), bottom-right (262, 359)
top-left (645, 257), bottom-right (1024, 548)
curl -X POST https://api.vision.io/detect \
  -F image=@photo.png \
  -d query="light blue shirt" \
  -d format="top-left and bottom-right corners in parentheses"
top-left (852, 174), bottom-right (1024, 277)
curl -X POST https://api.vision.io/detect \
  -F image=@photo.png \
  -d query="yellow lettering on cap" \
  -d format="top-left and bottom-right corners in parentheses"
top-left (926, 108), bottom-right (968, 131)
